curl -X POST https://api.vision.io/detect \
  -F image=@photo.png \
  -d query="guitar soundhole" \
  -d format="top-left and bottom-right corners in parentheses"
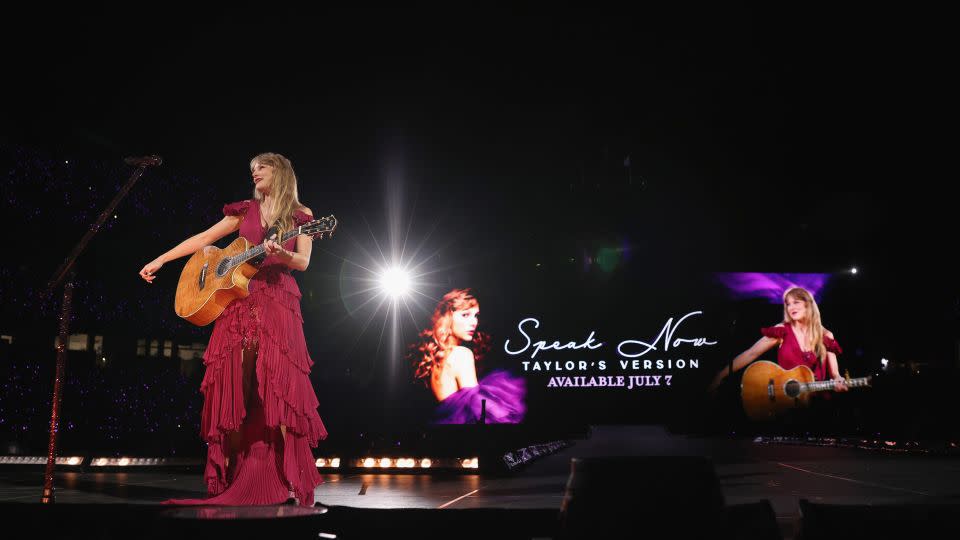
top-left (199, 263), bottom-right (208, 290)
top-left (784, 380), bottom-right (801, 398)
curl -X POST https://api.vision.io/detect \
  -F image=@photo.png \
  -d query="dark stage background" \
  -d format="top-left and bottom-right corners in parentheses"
top-left (0, 5), bottom-right (955, 456)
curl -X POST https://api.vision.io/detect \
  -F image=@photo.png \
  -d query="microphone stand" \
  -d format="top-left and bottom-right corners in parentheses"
top-left (40, 156), bottom-right (160, 503)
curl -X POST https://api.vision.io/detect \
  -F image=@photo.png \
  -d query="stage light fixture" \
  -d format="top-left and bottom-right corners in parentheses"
top-left (379, 267), bottom-right (411, 298)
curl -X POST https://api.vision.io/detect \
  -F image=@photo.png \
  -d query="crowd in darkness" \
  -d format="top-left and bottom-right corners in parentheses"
top-left (0, 340), bottom-right (204, 456)
top-left (0, 145), bottom-right (220, 456)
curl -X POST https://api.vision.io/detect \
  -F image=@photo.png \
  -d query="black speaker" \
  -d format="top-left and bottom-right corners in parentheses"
top-left (798, 499), bottom-right (960, 539)
top-left (558, 456), bottom-right (726, 538)
top-left (726, 500), bottom-right (782, 540)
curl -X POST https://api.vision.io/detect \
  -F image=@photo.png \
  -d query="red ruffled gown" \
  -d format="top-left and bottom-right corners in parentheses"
top-left (165, 199), bottom-right (327, 506)
top-left (760, 324), bottom-right (843, 381)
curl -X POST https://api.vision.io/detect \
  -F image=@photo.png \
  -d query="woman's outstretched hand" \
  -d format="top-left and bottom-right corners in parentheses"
top-left (707, 373), bottom-right (725, 397)
top-left (139, 259), bottom-right (163, 283)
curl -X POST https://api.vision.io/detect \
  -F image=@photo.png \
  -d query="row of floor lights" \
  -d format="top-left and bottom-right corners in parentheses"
top-left (355, 457), bottom-right (478, 469)
top-left (360, 457), bottom-right (434, 469)
top-left (1, 455), bottom-right (479, 469)
top-left (0, 456), bottom-right (84, 465)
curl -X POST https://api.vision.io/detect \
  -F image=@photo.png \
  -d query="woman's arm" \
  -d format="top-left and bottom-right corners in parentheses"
top-left (139, 215), bottom-right (242, 283)
top-left (823, 329), bottom-right (848, 391)
top-left (708, 335), bottom-right (780, 393)
top-left (825, 351), bottom-right (849, 391)
top-left (264, 207), bottom-right (313, 271)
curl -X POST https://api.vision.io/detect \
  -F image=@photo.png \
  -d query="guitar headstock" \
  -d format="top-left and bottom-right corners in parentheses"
top-left (301, 215), bottom-right (338, 240)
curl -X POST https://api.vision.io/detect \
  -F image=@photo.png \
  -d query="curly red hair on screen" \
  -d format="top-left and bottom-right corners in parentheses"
top-left (411, 288), bottom-right (490, 385)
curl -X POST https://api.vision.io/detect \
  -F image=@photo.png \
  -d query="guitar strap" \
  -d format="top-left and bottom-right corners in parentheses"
top-left (269, 223), bottom-right (279, 243)
top-left (252, 219), bottom-right (282, 267)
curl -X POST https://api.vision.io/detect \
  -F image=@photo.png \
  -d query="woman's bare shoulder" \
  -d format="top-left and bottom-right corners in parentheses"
top-left (448, 346), bottom-right (476, 363)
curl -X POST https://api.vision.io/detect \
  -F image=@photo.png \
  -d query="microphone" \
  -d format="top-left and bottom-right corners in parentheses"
top-left (124, 155), bottom-right (163, 167)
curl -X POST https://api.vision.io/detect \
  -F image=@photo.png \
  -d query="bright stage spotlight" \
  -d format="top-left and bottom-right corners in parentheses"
top-left (379, 267), bottom-right (411, 299)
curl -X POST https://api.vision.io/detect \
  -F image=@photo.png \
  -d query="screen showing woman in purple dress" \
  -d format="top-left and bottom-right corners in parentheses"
top-left (410, 288), bottom-right (525, 424)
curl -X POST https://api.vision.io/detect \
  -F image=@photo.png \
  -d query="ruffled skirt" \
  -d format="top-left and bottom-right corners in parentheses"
top-left (165, 269), bottom-right (327, 506)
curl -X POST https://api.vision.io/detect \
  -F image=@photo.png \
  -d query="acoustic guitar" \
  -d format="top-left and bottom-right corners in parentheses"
top-left (174, 215), bottom-right (337, 326)
top-left (741, 360), bottom-right (871, 421)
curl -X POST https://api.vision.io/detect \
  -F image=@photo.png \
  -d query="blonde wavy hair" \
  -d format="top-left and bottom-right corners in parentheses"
top-left (250, 152), bottom-right (303, 236)
top-left (782, 286), bottom-right (827, 360)
top-left (410, 289), bottom-right (490, 385)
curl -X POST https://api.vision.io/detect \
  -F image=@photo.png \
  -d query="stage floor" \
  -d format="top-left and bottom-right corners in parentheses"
top-left (3, 425), bottom-right (958, 538)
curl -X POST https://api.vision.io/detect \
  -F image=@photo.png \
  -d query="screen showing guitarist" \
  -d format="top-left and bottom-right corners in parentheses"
top-left (709, 286), bottom-right (849, 395)
top-left (138, 152), bottom-right (328, 508)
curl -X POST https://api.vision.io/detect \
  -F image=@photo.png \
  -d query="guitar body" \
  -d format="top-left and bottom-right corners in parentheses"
top-left (740, 360), bottom-right (815, 421)
top-left (174, 237), bottom-right (260, 326)
top-left (172, 214), bottom-right (337, 326)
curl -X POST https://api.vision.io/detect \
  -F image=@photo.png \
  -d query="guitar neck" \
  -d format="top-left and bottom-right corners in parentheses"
top-left (803, 377), bottom-right (871, 393)
top-left (233, 227), bottom-right (302, 266)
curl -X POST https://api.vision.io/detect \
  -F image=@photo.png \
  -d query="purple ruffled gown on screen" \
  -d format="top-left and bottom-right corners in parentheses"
top-left (432, 369), bottom-right (526, 424)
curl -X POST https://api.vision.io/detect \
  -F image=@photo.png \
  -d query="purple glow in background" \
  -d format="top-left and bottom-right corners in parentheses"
top-left (713, 273), bottom-right (833, 303)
